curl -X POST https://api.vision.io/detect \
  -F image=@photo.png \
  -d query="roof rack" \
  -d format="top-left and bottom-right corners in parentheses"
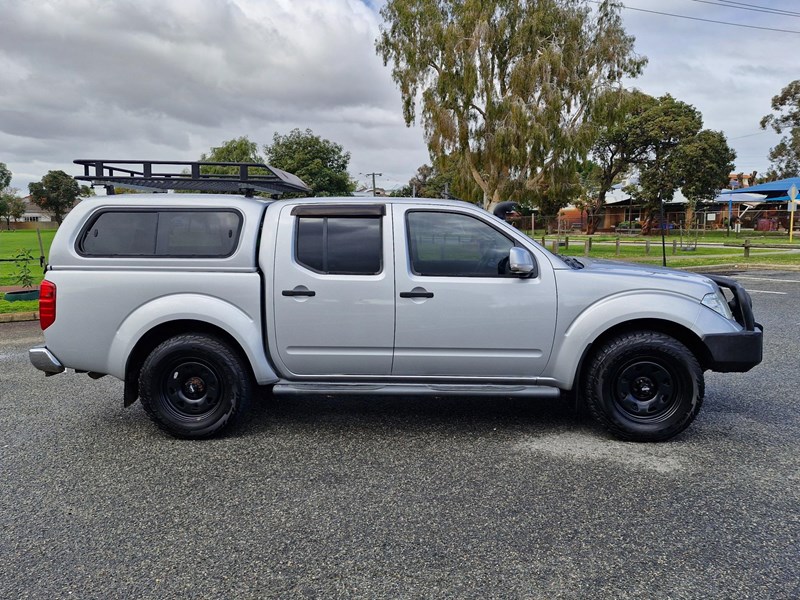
top-left (74, 159), bottom-right (312, 197)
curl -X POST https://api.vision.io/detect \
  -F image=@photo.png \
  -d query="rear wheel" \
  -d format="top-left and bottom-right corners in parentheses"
top-left (139, 333), bottom-right (253, 438)
top-left (584, 331), bottom-right (704, 442)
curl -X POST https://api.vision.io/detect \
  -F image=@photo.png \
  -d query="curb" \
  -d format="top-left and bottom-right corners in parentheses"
top-left (0, 311), bottom-right (39, 323)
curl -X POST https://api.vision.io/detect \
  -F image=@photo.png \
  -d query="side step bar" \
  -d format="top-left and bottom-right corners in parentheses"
top-left (272, 382), bottom-right (561, 399)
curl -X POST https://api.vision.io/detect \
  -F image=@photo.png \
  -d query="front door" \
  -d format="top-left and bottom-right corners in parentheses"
top-left (392, 206), bottom-right (557, 378)
top-left (272, 203), bottom-right (394, 377)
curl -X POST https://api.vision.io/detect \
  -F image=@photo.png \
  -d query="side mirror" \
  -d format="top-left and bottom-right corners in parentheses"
top-left (509, 247), bottom-right (535, 276)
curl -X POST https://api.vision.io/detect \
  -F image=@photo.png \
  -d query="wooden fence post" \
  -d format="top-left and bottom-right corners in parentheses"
top-left (744, 239), bottom-right (750, 258)
top-left (615, 237), bottom-right (621, 256)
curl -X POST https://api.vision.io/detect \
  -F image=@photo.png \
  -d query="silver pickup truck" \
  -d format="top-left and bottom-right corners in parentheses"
top-left (30, 161), bottom-right (762, 442)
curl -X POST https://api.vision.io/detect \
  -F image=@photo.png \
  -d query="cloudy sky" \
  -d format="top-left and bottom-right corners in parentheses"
top-left (1, 0), bottom-right (798, 193)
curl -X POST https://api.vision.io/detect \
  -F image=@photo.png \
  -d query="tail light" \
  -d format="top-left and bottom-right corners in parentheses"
top-left (39, 280), bottom-right (56, 330)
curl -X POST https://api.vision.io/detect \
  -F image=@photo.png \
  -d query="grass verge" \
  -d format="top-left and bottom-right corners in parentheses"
top-left (0, 294), bottom-right (39, 314)
top-left (0, 230), bottom-right (56, 287)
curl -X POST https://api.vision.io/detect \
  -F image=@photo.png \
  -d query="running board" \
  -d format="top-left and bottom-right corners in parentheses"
top-left (272, 382), bottom-right (561, 399)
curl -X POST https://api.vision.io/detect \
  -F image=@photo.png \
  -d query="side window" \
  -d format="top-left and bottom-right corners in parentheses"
top-left (78, 210), bottom-right (242, 257)
top-left (156, 211), bottom-right (240, 257)
top-left (80, 212), bottom-right (158, 256)
top-left (296, 216), bottom-right (382, 275)
top-left (406, 211), bottom-right (515, 277)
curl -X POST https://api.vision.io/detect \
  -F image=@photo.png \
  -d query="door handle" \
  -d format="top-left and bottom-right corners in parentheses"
top-left (400, 290), bottom-right (434, 299)
top-left (282, 289), bottom-right (316, 297)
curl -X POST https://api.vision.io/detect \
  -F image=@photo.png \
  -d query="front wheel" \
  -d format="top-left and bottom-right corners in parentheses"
top-left (139, 333), bottom-right (253, 439)
top-left (584, 331), bottom-right (704, 442)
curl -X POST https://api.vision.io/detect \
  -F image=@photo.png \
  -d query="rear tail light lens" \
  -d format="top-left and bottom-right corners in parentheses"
top-left (39, 280), bottom-right (56, 330)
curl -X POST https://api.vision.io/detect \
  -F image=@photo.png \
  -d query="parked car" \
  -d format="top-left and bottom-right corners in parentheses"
top-left (30, 160), bottom-right (762, 441)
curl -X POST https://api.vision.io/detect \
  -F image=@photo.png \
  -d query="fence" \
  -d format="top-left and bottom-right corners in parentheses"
top-left (541, 236), bottom-right (778, 259)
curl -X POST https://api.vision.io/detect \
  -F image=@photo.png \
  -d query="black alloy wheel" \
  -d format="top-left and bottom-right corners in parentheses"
top-left (585, 331), bottom-right (704, 442)
top-left (139, 333), bottom-right (253, 439)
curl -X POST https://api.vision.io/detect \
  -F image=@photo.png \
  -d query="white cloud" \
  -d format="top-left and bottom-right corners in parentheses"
top-left (0, 0), bottom-right (427, 191)
top-left (620, 0), bottom-right (798, 175)
top-left (0, 0), bottom-right (797, 192)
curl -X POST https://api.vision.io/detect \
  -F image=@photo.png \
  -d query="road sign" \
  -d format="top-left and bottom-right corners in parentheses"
top-left (789, 184), bottom-right (798, 201)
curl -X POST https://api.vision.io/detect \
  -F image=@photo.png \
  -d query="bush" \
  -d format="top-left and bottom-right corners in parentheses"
top-left (13, 248), bottom-right (35, 289)
top-left (616, 221), bottom-right (642, 229)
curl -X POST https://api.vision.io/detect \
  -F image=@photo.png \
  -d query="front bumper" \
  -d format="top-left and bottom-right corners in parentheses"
top-left (703, 326), bottom-right (763, 372)
top-left (29, 346), bottom-right (65, 375)
top-left (701, 274), bottom-right (763, 372)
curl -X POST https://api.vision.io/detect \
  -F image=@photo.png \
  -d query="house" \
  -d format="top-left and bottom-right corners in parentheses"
top-left (6, 196), bottom-right (64, 229)
top-left (20, 196), bottom-right (54, 223)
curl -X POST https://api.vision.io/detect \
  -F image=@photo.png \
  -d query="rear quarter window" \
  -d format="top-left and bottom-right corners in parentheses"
top-left (78, 210), bottom-right (242, 258)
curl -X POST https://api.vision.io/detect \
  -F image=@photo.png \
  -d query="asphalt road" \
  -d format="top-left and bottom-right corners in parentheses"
top-left (1, 270), bottom-right (798, 599)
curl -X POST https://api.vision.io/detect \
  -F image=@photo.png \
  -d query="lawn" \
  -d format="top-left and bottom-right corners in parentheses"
top-left (0, 294), bottom-right (39, 314)
top-left (0, 229), bottom-right (56, 287)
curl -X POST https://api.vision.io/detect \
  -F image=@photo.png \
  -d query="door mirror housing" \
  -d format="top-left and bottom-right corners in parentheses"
top-left (509, 247), bottom-right (535, 276)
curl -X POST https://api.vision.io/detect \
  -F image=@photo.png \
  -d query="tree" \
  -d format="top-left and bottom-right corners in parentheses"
top-left (675, 130), bottom-right (736, 226)
top-left (264, 128), bottom-right (355, 197)
top-left (28, 170), bottom-right (89, 224)
top-left (0, 162), bottom-right (11, 191)
top-left (764, 129), bottom-right (800, 180)
top-left (624, 94), bottom-right (734, 245)
top-left (761, 80), bottom-right (800, 178)
top-left (197, 135), bottom-right (265, 178)
top-left (392, 163), bottom-right (452, 198)
top-left (626, 95), bottom-right (703, 226)
top-left (201, 136), bottom-right (263, 165)
top-left (586, 89), bottom-right (657, 233)
top-left (185, 136), bottom-right (268, 194)
top-left (0, 190), bottom-right (25, 229)
top-left (376, 0), bottom-right (646, 210)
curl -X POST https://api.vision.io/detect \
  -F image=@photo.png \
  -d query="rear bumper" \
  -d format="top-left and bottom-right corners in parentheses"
top-left (29, 346), bottom-right (65, 375)
top-left (702, 326), bottom-right (763, 373)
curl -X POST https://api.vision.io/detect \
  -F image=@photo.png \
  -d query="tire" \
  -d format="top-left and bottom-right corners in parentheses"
top-left (139, 333), bottom-right (253, 439)
top-left (584, 331), bottom-right (704, 442)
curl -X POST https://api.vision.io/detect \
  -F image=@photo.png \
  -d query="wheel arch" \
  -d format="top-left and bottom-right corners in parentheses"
top-left (572, 318), bottom-right (712, 406)
top-left (123, 319), bottom-right (272, 407)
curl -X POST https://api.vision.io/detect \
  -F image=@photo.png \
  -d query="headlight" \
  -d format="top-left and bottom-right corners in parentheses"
top-left (702, 290), bottom-right (733, 320)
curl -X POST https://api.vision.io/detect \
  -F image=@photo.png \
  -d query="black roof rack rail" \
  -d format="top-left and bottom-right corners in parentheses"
top-left (74, 159), bottom-right (312, 197)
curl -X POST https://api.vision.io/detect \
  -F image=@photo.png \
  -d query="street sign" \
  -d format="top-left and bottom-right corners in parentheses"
top-left (789, 184), bottom-right (798, 201)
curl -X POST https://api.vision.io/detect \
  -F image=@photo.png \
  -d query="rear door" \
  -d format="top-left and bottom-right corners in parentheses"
top-left (272, 203), bottom-right (395, 376)
top-left (392, 205), bottom-right (557, 378)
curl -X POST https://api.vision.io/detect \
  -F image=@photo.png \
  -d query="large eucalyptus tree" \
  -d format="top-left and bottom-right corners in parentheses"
top-left (376, 0), bottom-right (645, 210)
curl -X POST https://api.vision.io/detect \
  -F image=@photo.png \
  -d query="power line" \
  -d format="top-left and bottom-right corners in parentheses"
top-left (729, 132), bottom-right (770, 140)
top-left (716, 0), bottom-right (800, 18)
top-left (608, 2), bottom-right (800, 34)
top-left (687, 0), bottom-right (800, 18)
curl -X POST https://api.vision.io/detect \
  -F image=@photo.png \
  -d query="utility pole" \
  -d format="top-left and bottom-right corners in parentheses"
top-left (364, 172), bottom-right (382, 197)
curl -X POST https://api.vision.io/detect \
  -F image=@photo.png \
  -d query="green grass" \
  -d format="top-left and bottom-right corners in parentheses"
top-left (0, 295), bottom-right (39, 314)
top-left (0, 229), bottom-right (56, 286)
